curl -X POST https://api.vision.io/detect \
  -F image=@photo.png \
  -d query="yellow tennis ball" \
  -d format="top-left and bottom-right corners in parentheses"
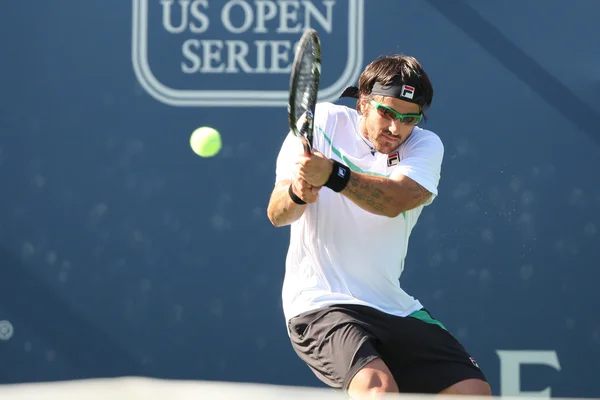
top-left (190, 126), bottom-right (222, 157)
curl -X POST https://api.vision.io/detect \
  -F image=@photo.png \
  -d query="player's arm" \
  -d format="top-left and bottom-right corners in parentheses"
top-left (339, 172), bottom-right (430, 217)
top-left (268, 105), bottom-right (329, 226)
top-left (296, 153), bottom-right (428, 217)
top-left (298, 154), bottom-right (431, 217)
top-left (267, 178), bottom-right (319, 227)
top-left (267, 130), bottom-right (322, 227)
top-left (297, 135), bottom-right (443, 218)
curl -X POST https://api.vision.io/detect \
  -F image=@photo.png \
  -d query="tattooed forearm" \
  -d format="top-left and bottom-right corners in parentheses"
top-left (341, 172), bottom-right (431, 218)
top-left (344, 175), bottom-right (389, 213)
top-left (408, 181), bottom-right (432, 204)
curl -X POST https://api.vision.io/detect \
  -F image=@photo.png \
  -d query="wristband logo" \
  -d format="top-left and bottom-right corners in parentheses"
top-left (132, 0), bottom-right (365, 107)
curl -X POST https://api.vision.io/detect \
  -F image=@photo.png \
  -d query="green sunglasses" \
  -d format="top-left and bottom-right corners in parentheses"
top-left (369, 99), bottom-right (423, 125)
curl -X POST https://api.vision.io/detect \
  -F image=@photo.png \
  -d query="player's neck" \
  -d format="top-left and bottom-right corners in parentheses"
top-left (357, 120), bottom-right (376, 156)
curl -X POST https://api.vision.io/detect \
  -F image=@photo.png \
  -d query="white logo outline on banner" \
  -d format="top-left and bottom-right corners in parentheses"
top-left (132, 0), bottom-right (364, 107)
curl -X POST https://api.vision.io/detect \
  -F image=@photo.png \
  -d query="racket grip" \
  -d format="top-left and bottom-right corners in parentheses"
top-left (301, 137), bottom-right (312, 155)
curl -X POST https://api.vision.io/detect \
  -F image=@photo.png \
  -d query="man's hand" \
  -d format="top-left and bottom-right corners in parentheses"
top-left (291, 177), bottom-right (321, 203)
top-left (296, 151), bottom-right (333, 187)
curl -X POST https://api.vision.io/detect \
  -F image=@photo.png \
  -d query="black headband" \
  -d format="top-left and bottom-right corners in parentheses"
top-left (339, 75), bottom-right (424, 106)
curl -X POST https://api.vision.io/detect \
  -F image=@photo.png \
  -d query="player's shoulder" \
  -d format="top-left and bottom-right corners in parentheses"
top-left (404, 126), bottom-right (444, 151)
top-left (315, 102), bottom-right (358, 121)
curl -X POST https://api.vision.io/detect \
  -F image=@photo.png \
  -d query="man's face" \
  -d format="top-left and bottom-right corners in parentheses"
top-left (360, 96), bottom-right (422, 154)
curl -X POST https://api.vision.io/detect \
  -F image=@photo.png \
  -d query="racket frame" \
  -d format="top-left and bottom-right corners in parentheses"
top-left (288, 29), bottom-right (322, 155)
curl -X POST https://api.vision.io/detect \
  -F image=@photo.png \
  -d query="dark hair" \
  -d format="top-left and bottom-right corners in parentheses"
top-left (357, 54), bottom-right (434, 119)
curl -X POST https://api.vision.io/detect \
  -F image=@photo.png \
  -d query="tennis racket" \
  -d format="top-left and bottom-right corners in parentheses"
top-left (288, 28), bottom-right (322, 156)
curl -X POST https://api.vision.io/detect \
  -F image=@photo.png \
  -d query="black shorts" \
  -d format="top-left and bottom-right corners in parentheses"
top-left (287, 304), bottom-right (487, 394)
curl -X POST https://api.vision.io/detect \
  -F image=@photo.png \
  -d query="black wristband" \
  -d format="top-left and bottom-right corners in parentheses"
top-left (325, 160), bottom-right (351, 192)
top-left (288, 183), bottom-right (307, 205)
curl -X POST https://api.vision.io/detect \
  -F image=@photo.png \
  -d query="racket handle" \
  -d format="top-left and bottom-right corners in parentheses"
top-left (301, 137), bottom-right (312, 155)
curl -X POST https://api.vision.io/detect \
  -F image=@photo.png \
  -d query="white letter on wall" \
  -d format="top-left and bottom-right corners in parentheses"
top-left (496, 350), bottom-right (561, 397)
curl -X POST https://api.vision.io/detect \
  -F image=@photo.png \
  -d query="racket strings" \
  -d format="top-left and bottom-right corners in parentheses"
top-left (293, 43), bottom-right (319, 121)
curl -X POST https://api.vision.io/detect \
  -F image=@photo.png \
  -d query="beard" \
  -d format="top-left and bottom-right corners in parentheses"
top-left (369, 129), bottom-right (402, 154)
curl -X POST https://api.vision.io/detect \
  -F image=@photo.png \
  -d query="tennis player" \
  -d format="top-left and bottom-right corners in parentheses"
top-left (267, 54), bottom-right (491, 398)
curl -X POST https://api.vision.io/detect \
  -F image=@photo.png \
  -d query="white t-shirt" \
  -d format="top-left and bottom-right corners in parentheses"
top-left (275, 102), bottom-right (444, 324)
